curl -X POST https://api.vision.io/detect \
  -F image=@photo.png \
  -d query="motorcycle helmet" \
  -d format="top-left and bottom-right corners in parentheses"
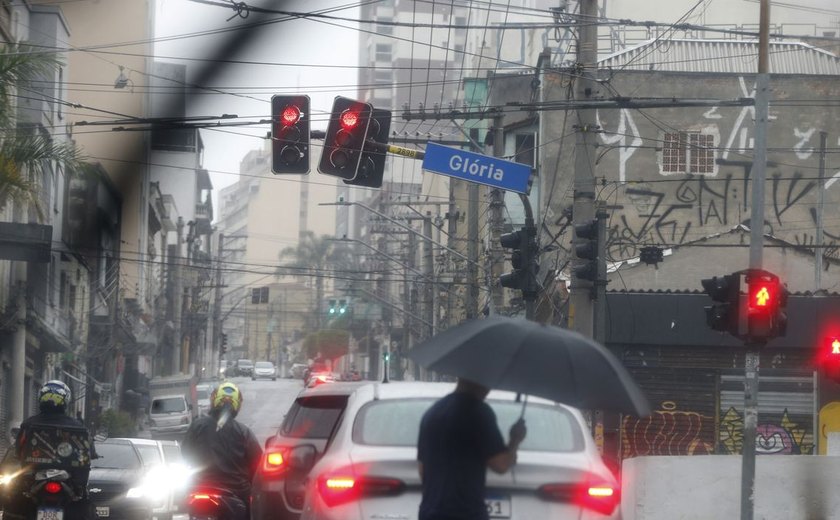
top-left (210, 382), bottom-right (243, 417)
top-left (39, 380), bottom-right (71, 413)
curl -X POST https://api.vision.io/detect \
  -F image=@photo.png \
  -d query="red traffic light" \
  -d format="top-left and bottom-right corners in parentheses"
top-left (340, 109), bottom-right (360, 131)
top-left (749, 283), bottom-right (774, 309)
top-left (830, 338), bottom-right (840, 356)
top-left (280, 105), bottom-right (301, 126)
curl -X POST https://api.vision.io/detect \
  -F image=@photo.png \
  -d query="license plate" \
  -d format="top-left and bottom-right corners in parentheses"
top-left (95, 506), bottom-right (110, 518)
top-left (36, 508), bottom-right (63, 520)
top-left (485, 495), bottom-right (511, 518)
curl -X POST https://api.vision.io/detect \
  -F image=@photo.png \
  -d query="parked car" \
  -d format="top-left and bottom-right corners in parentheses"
top-left (252, 361), bottom-right (277, 381)
top-left (250, 382), bottom-right (360, 520)
top-left (149, 394), bottom-right (192, 440)
top-left (289, 363), bottom-right (308, 379)
top-left (236, 359), bottom-right (255, 377)
top-left (298, 382), bottom-right (621, 520)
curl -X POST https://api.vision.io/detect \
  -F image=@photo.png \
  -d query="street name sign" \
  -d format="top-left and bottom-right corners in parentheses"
top-left (421, 142), bottom-right (532, 194)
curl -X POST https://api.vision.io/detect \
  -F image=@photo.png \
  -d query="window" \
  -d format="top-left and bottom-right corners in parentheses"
top-left (375, 18), bottom-right (393, 35)
top-left (662, 131), bottom-right (715, 174)
top-left (251, 286), bottom-right (269, 304)
top-left (375, 43), bottom-right (392, 62)
top-left (151, 397), bottom-right (186, 413)
top-left (134, 443), bottom-right (163, 467)
top-left (280, 395), bottom-right (348, 439)
top-left (352, 398), bottom-right (584, 452)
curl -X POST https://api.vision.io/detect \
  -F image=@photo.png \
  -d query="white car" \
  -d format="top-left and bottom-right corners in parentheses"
top-left (252, 361), bottom-right (277, 381)
top-left (299, 382), bottom-right (620, 520)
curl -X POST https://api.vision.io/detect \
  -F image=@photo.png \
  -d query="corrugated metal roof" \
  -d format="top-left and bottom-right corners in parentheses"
top-left (599, 39), bottom-right (840, 75)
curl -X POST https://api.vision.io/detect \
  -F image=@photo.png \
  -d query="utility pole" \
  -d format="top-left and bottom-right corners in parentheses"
top-left (816, 131), bottom-right (827, 291)
top-left (742, 2), bottom-right (770, 519)
top-left (489, 114), bottom-right (506, 313)
top-left (423, 213), bottom-right (435, 340)
top-left (212, 233), bottom-right (224, 378)
top-left (570, 0), bottom-right (599, 339)
top-left (171, 217), bottom-right (184, 374)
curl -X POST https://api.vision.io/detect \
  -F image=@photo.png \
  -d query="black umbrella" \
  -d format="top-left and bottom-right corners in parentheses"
top-left (407, 315), bottom-right (651, 416)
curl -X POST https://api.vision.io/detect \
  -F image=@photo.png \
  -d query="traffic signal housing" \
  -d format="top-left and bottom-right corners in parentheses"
top-left (220, 333), bottom-right (228, 355)
top-left (821, 337), bottom-right (840, 383)
top-left (572, 219), bottom-right (598, 282)
top-left (319, 96), bottom-right (372, 180)
top-left (271, 95), bottom-right (310, 174)
top-left (701, 273), bottom-right (740, 335)
top-left (744, 268), bottom-right (788, 341)
top-left (499, 226), bottom-right (538, 300)
top-left (345, 108), bottom-right (392, 188)
top-left (327, 298), bottom-right (337, 316)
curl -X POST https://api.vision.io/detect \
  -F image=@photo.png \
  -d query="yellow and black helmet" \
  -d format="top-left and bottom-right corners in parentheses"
top-left (211, 382), bottom-right (243, 416)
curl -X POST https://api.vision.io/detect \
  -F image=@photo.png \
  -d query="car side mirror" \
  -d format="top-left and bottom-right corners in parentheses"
top-left (287, 444), bottom-right (317, 473)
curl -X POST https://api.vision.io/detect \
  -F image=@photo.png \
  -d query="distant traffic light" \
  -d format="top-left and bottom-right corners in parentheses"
top-left (220, 333), bottom-right (228, 355)
top-left (499, 229), bottom-right (526, 291)
top-left (345, 108), bottom-right (392, 188)
top-left (701, 273), bottom-right (740, 335)
top-left (318, 96), bottom-right (372, 180)
top-left (572, 219), bottom-right (598, 282)
top-left (271, 95), bottom-right (310, 174)
top-left (327, 298), bottom-right (337, 316)
top-left (338, 299), bottom-right (347, 315)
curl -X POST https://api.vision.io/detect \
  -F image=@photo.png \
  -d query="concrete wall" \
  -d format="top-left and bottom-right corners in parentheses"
top-left (622, 455), bottom-right (840, 520)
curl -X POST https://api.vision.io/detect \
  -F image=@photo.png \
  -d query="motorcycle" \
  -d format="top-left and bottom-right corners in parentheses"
top-left (27, 468), bottom-right (81, 520)
top-left (187, 487), bottom-right (248, 520)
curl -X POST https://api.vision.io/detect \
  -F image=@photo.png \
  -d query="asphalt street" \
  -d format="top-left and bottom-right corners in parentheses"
top-left (226, 376), bottom-right (304, 446)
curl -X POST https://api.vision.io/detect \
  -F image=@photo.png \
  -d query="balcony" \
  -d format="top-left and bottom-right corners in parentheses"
top-left (27, 302), bottom-right (75, 353)
top-left (194, 202), bottom-right (213, 235)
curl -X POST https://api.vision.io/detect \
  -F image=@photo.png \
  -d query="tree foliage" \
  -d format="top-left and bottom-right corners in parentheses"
top-left (0, 44), bottom-right (91, 217)
top-left (303, 329), bottom-right (350, 361)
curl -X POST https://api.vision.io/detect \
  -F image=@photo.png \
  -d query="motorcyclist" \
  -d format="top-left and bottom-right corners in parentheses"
top-left (6, 380), bottom-right (94, 519)
top-left (182, 381), bottom-right (262, 520)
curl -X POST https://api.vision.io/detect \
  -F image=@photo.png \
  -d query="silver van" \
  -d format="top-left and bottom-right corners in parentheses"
top-left (149, 394), bottom-right (192, 439)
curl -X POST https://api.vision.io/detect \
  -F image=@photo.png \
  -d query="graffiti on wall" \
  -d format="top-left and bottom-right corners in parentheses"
top-left (587, 75), bottom-right (840, 263)
top-left (621, 401), bottom-right (715, 458)
top-left (719, 407), bottom-right (813, 455)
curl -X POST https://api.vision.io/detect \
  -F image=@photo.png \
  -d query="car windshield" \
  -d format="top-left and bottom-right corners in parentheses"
top-left (92, 443), bottom-right (141, 470)
top-left (152, 397), bottom-right (186, 413)
top-left (238, 360), bottom-right (253, 367)
top-left (196, 388), bottom-right (211, 400)
top-left (134, 443), bottom-right (163, 467)
top-left (352, 398), bottom-right (584, 452)
top-left (280, 395), bottom-right (347, 439)
top-left (255, 362), bottom-right (273, 368)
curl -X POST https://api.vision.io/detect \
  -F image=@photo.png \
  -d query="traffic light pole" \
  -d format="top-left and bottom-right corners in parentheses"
top-left (742, 3), bottom-right (770, 519)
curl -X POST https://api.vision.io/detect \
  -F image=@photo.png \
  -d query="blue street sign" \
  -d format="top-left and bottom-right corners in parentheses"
top-left (421, 142), bottom-right (532, 194)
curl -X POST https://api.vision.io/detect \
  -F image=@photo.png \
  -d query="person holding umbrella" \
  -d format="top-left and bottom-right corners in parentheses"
top-left (417, 378), bottom-right (527, 520)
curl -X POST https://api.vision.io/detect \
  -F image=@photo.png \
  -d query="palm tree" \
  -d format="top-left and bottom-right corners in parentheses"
top-left (277, 231), bottom-right (353, 330)
top-left (0, 44), bottom-right (89, 218)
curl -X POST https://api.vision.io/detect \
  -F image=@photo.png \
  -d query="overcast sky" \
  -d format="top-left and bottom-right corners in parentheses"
top-left (154, 0), bottom-right (360, 202)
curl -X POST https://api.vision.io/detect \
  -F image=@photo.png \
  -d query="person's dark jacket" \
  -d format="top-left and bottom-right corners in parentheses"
top-left (181, 413), bottom-right (263, 500)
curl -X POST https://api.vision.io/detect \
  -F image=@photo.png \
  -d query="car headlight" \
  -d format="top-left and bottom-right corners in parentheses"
top-left (0, 473), bottom-right (16, 486)
top-left (126, 486), bottom-right (145, 499)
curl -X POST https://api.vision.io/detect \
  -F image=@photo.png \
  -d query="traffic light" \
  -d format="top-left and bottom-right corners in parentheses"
top-left (220, 333), bottom-right (228, 355)
top-left (701, 273), bottom-right (740, 335)
top-left (271, 95), bottom-right (310, 174)
top-left (499, 229), bottom-right (526, 291)
top-left (327, 298), bottom-right (337, 316)
top-left (822, 337), bottom-right (840, 383)
top-left (744, 268), bottom-right (787, 341)
top-left (345, 108), bottom-right (391, 188)
top-left (572, 219), bottom-right (598, 282)
top-left (338, 299), bottom-right (348, 315)
top-left (318, 96), bottom-right (372, 180)
top-left (383, 351), bottom-right (390, 362)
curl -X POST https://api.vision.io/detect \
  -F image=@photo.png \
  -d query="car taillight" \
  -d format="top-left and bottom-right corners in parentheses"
top-left (538, 480), bottom-right (619, 516)
top-left (317, 473), bottom-right (405, 507)
top-left (262, 448), bottom-right (288, 474)
top-left (44, 482), bottom-right (62, 494)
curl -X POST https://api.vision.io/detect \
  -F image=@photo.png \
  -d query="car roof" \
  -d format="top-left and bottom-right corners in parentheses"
top-left (112, 437), bottom-right (160, 447)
